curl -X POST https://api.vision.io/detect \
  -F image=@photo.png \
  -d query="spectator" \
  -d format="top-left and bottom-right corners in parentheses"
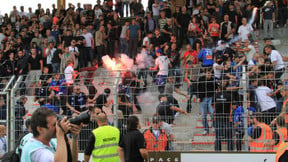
top-left (66, 85), bottom-right (87, 115)
top-left (156, 94), bottom-right (188, 124)
top-left (262, 1), bottom-right (275, 39)
top-left (233, 102), bottom-right (256, 151)
top-left (255, 80), bottom-right (277, 125)
top-left (118, 116), bottom-right (149, 162)
top-left (187, 16), bottom-right (201, 46)
top-left (238, 17), bottom-right (253, 42)
top-left (82, 28), bottom-right (94, 64)
top-left (15, 96), bottom-right (27, 139)
top-left (214, 85), bottom-right (233, 152)
top-left (119, 21), bottom-right (129, 54)
top-left (27, 47), bottom-right (43, 87)
top-left (143, 115), bottom-right (168, 151)
top-left (0, 125), bottom-right (6, 158)
top-left (265, 45), bottom-right (285, 82)
top-left (95, 88), bottom-right (111, 110)
top-left (208, 17), bottom-right (220, 43)
top-left (150, 47), bottom-right (170, 93)
top-left (127, 18), bottom-right (141, 58)
top-left (197, 69), bottom-right (216, 135)
top-left (220, 14), bottom-right (235, 42)
top-left (51, 44), bottom-right (63, 73)
top-left (45, 42), bottom-right (56, 72)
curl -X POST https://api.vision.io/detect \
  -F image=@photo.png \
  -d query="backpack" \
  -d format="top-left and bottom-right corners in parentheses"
top-left (1, 133), bottom-right (27, 162)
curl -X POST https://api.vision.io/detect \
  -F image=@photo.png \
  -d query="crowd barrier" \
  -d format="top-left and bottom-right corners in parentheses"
top-left (3, 64), bottom-right (288, 153)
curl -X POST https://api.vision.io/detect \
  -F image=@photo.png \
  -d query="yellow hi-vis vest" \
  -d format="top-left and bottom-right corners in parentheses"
top-left (92, 125), bottom-right (120, 162)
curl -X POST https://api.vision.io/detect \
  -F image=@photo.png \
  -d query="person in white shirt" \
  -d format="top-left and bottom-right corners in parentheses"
top-left (64, 60), bottom-right (76, 86)
top-left (82, 28), bottom-right (94, 65)
top-left (142, 32), bottom-right (153, 48)
top-left (213, 56), bottom-right (224, 81)
top-left (265, 45), bottom-right (285, 82)
top-left (94, 5), bottom-right (103, 19)
top-left (238, 39), bottom-right (256, 62)
top-left (150, 47), bottom-right (171, 93)
top-left (0, 125), bottom-right (6, 158)
top-left (238, 18), bottom-right (253, 42)
top-left (45, 42), bottom-right (56, 72)
top-left (255, 80), bottom-right (277, 124)
top-left (136, 46), bottom-right (153, 88)
top-left (119, 21), bottom-right (129, 54)
top-left (19, 6), bottom-right (28, 18)
top-left (152, 0), bottom-right (160, 28)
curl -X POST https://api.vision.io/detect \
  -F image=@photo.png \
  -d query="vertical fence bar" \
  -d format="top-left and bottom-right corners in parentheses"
top-left (242, 66), bottom-right (249, 151)
top-left (113, 72), bottom-right (121, 127)
top-left (10, 76), bottom-right (23, 150)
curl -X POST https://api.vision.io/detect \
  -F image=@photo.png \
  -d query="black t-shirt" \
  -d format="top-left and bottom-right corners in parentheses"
top-left (214, 91), bottom-right (232, 121)
top-left (95, 94), bottom-right (108, 109)
top-left (151, 35), bottom-right (165, 47)
top-left (178, 13), bottom-right (191, 29)
top-left (28, 54), bottom-right (42, 70)
top-left (262, 7), bottom-right (275, 20)
top-left (119, 129), bottom-right (146, 162)
top-left (52, 49), bottom-right (62, 64)
top-left (227, 11), bottom-right (237, 24)
top-left (157, 101), bottom-right (174, 124)
top-left (169, 50), bottom-right (180, 68)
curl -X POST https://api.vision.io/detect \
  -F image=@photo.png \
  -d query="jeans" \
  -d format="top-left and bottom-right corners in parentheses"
top-left (188, 37), bottom-right (196, 46)
top-left (200, 97), bottom-right (214, 132)
top-left (215, 119), bottom-right (234, 152)
top-left (137, 68), bottom-right (148, 87)
top-left (276, 97), bottom-right (283, 112)
top-left (52, 63), bottom-right (60, 73)
top-left (128, 37), bottom-right (138, 58)
top-left (263, 19), bottom-right (273, 38)
top-left (119, 38), bottom-right (129, 54)
top-left (96, 45), bottom-right (105, 64)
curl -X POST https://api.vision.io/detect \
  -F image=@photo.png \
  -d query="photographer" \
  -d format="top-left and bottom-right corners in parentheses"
top-left (21, 107), bottom-right (82, 162)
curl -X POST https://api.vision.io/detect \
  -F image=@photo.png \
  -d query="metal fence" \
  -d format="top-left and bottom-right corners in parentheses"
top-left (5, 63), bottom-right (288, 153)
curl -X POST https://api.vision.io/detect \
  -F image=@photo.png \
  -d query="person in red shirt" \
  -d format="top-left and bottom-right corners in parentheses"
top-left (181, 44), bottom-right (198, 68)
top-left (208, 17), bottom-right (220, 44)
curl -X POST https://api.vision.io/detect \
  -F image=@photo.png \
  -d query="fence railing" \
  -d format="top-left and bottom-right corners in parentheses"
top-left (5, 64), bottom-right (288, 152)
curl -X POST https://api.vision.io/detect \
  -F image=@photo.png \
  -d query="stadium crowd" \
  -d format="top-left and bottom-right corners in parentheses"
top-left (0, 0), bottom-right (287, 161)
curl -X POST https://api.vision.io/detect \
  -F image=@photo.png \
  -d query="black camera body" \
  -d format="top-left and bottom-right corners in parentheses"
top-left (57, 110), bottom-right (91, 125)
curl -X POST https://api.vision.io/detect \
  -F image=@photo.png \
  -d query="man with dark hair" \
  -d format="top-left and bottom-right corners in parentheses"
top-left (157, 94), bottom-right (188, 124)
top-left (143, 115), bottom-right (168, 151)
top-left (265, 45), bottom-right (285, 83)
top-left (15, 96), bottom-right (27, 139)
top-left (21, 107), bottom-right (81, 162)
top-left (214, 85), bottom-right (233, 152)
top-left (95, 88), bottom-right (111, 110)
top-left (118, 115), bottom-right (148, 162)
top-left (84, 112), bottom-right (120, 162)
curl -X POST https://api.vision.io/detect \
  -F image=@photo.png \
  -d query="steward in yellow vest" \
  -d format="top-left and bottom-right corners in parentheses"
top-left (84, 112), bottom-right (120, 162)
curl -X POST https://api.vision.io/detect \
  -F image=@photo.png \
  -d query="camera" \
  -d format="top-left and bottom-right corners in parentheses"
top-left (57, 110), bottom-right (91, 125)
